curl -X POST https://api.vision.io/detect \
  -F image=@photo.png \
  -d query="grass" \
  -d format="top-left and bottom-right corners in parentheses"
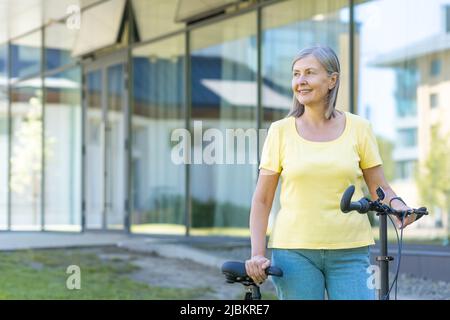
top-left (0, 248), bottom-right (210, 300)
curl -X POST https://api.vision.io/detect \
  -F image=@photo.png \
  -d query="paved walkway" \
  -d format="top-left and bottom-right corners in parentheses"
top-left (0, 232), bottom-right (130, 251)
top-left (0, 232), bottom-right (228, 269)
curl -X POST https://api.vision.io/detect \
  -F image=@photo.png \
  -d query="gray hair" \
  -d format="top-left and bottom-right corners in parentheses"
top-left (287, 46), bottom-right (340, 120)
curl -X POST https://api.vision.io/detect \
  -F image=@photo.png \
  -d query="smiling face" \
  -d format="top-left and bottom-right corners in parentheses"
top-left (291, 54), bottom-right (337, 109)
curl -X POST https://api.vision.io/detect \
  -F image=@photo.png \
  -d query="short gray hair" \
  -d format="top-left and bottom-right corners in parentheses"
top-left (287, 46), bottom-right (340, 120)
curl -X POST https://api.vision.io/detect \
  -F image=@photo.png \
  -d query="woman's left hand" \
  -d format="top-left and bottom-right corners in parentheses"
top-left (390, 199), bottom-right (416, 229)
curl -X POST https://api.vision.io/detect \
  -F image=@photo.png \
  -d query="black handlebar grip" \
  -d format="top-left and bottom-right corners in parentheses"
top-left (415, 207), bottom-right (428, 215)
top-left (221, 261), bottom-right (283, 283)
top-left (340, 185), bottom-right (355, 213)
top-left (340, 186), bottom-right (371, 214)
top-left (357, 198), bottom-right (371, 213)
top-left (267, 266), bottom-right (283, 277)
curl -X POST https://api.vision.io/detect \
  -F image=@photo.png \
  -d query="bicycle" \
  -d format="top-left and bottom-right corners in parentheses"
top-left (222, 185), bottom-right (427, 301)
top-left (221, 261), bottom-right (283, 300)
top-left (340, 185), bottom-right (428, 300)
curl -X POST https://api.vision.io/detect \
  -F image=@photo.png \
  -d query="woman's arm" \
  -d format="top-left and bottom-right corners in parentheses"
top-left (250, 169), bottom-right (280, 257)
top-left (362, 165), bottom-right (416, 229)
top-left (245, 168), bottom-right (279, 284)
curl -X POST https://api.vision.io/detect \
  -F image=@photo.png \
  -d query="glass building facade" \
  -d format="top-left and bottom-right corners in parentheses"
top-left (0, 0), bottom-right (449, 240)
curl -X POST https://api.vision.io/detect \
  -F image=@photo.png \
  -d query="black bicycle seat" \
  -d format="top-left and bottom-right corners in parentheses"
top-left (221, 261), bottom-right (283, 285)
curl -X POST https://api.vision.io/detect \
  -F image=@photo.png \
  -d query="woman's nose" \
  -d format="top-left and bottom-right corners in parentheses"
top-left (295, 75), bottom-right (307, 85)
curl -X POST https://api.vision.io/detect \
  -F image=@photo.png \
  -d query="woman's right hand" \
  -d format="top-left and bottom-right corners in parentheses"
top-left (245, 255), bottom-right (271, 285)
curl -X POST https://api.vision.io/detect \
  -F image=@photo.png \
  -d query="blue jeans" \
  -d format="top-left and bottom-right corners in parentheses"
top-left (270, 246), bottom-right (375, 300)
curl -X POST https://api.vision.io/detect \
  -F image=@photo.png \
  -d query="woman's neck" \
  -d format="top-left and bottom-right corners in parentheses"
top-left (301, 105), bottom-right (337, 127)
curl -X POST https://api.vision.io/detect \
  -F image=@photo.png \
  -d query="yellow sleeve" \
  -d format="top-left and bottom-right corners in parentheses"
top-left (359, 122), bottom-right (383, 170)
top-left (259, 123), bottom-right (282, 173)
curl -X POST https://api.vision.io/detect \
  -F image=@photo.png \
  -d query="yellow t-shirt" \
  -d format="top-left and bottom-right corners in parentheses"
top-left (259, 111), bottom-right (382, 249)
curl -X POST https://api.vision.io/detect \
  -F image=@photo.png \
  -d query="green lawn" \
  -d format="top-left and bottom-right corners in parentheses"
top-left (0, 248), bottom-right (209, 300)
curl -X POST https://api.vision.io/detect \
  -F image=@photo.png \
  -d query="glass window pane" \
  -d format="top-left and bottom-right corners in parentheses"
top-left (261, 0), bottom-right (350, 231)
top-left (190, 12), bottom-right (257, 237)
top-left (430, 59), bottom-right (441, 77)
top-left (84, 61), bottom-right (127, 231)
top-left (11, 31), bottom-right (41, 80)
top-left (446, 4), bottom-right (450, 33)
top-left (10, 79), bottom-right (42, 230)
top-left (106, 62), bottom-right (126, 230)
top-left (262, 0), bottom-right (350, 124)
top-left (45, 21), bottom-right (78, 70)
top-left (430, 93), bottom-right (439, 109)
top-left (44, 67), bottom-right (81, 231)
top-left (85, 69), bottom-right (102, 229)
top-left (0, 44), bottom-right (8, 229)
top-left (357, 0), bottom-right (450, 240)
top-left (397, 128), bottom-right (417, 147)
top-left (132, 0), bottom-right (184, 42)
top-left (131, 35), bottom-right (186, 235)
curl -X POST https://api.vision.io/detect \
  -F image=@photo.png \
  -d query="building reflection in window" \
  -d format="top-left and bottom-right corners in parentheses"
top-left (44, 67), bottom-right (82, 231)
top-left (10, 80), bottom-right (42, 230)
top-left (0, 44), bottom-right (8, 229)
top-left (189, 12), bottom-right (257, 236)
top-left (131, 35), bottom-right (186, 235)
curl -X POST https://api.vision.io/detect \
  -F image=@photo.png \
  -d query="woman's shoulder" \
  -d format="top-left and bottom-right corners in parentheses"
top-left (344, 111), bottom-right (371, 129)
top-left (267, 116), bottom-right (293, 130)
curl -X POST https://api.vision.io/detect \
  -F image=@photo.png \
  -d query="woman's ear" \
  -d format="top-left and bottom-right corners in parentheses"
top-left (329, 72), bottom-right (338, 90)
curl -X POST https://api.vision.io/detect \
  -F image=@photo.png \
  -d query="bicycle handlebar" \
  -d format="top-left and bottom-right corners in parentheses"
top-left (340, 185), bottom-right (429, 218)
top-left (221, 261), bottom-right (283, 286)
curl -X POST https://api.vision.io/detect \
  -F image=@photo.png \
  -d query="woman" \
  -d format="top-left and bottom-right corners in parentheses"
top-left (245, 46), bottom-right (419, 300)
